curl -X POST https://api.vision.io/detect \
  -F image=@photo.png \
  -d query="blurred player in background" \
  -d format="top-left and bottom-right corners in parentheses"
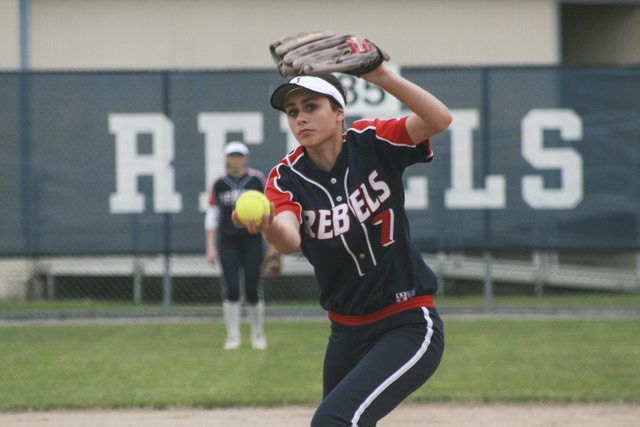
top-left (238, 62), bottom-right (451, 425)
top-left (205, 141), bottom-right (267, 350)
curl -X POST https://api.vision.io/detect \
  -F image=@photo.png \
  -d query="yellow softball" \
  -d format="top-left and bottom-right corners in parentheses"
top-left (235, 190), bottom-right (271, 226)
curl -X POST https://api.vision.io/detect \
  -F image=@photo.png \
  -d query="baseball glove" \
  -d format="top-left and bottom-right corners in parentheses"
top-left (269, 30), bottom-right (390, 77)
top-left (260, 247), bottom-right (283, 278)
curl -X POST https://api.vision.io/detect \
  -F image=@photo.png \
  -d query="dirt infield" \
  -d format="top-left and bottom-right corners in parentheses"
top-left (3, 403), bottom-right (638, 426)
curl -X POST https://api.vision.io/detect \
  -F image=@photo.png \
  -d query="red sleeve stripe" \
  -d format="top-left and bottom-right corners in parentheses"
top-left (350, 117), bottom-right (417, 147)
top-left (266, 163), bottom-right (303, 222)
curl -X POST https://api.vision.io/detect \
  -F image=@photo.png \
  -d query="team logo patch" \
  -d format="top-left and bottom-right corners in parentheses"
top-left (395, 289), bottom-right (416, 303)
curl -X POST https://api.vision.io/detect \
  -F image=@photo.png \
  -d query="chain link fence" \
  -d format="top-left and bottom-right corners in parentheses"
top-left (2, 67), bottom-right (639, 321)
top-left (1, 250), bottom-right (639, 322)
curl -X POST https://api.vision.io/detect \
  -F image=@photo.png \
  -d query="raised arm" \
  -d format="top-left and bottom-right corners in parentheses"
top-left (361, 65), bottom-right (452, 143)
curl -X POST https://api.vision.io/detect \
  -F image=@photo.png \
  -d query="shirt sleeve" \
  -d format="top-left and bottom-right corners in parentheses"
top-left (204, 205), bottom-right (219, 230)
top-left (350, 116), bottom-right (433, 171)
top-left (265, 163), bottom-right (303, 223)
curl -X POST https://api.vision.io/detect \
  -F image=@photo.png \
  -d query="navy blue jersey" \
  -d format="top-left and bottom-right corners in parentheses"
top-left (266, 116), bottom-right (438, 316)
top-left (209, 168), bottom-right (266, 239)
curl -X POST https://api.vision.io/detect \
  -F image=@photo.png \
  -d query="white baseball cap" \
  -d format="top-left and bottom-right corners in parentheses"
top-left (223, 141), bottom-right (249, 156)
top-left (270, 76), bottom-right (346, 112)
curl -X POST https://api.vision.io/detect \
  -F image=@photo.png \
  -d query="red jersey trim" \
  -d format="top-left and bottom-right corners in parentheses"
top-left (266, 163), bottom-right (303, 220)
top-left (350, 117), bottom-right (414, 147)
top-left (328, 295), bottom-right (435, 326)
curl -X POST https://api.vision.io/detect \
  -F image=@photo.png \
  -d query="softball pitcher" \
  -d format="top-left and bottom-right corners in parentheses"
top-left (237, 60), bottom-right (451, 425)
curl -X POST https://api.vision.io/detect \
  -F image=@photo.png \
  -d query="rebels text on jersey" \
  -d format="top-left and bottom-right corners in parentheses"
top-left (266, 117), bottom-right (439, 316)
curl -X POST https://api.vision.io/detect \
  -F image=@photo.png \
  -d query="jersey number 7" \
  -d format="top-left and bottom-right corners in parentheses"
top-left (372, 208), bottom-right (395, 247)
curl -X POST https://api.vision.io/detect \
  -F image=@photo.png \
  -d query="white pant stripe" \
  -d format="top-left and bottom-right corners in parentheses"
top-left (350, 307), bottom-right (434, 426)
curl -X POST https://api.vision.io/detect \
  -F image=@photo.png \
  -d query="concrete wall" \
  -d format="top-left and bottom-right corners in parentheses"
top-left (2, 0), bottom-right (559, 70)
top-left (0, 259), bottom-right (34, 299)
top-left (0, 0), bottom-right (21, 69)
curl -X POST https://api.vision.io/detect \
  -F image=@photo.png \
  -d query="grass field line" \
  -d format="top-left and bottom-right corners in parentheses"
top-left (0, 305), bottom-right (638, 327)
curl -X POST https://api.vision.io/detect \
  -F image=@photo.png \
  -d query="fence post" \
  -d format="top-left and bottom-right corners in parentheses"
top-left (46, 271), bottom-right (55, 300)
top-left (533, 251), bottom-right (544, 296)
top-left (483, 251), bottom-right (493, 311)
top-left (435, 251), bottom-right (446, 297)
top-left (162, 254), bottom-right (172, 313)
top-left (133, 258), bottom-right (143, 304)
top-left (636, 252), bottom-right (640, 292)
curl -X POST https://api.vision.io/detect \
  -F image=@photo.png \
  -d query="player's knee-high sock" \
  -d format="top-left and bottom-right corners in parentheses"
top-left (247, 301), bottom-right (267, 350)
top-left (223, 301), bottom-right (241, 350)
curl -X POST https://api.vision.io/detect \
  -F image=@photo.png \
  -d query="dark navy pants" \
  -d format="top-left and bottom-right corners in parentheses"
top-left (218, 235), bottom-right (264, 303)
top-left (311, 307), bottom-right (444, 427)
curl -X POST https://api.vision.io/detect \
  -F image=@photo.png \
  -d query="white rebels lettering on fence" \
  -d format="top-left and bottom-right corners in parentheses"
top-left (108, 108), bottom-right (583, 214)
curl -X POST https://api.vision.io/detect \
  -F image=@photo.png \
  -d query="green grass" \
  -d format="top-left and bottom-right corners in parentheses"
top-left (1, 293), bottom-right (639, 313)
top-left (437, 293), bottom-right (640, 308)
top-left (0, 318), bottom-right (638, 411)
top-left (419, 318), bottom-right (640, 403)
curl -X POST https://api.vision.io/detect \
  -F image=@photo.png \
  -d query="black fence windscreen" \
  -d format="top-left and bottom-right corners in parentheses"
top-left (1, 67), bottom-right (639, 256)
